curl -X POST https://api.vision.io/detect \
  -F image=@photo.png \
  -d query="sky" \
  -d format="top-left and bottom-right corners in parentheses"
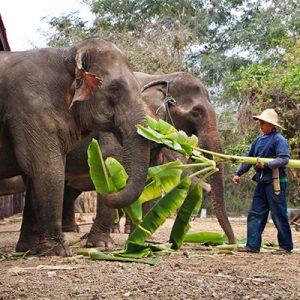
top-left (0, 0), bottom-right (91, 50)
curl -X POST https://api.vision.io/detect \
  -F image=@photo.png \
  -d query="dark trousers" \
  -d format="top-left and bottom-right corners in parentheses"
top-left (246, 182), bottom-right (293, 251)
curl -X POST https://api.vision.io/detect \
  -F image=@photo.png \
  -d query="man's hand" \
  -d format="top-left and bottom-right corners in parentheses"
top-left (256, 159), bottom-right (265, 169)
top-left (232, 175), bottom-right (240, 185)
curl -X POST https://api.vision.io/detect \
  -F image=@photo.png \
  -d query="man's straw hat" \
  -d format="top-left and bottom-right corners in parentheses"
top-left (253, 108), bottom-right (284, 129)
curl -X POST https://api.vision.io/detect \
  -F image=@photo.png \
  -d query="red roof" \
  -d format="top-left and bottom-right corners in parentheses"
top-left (0, 14), bottom-right (11, 51)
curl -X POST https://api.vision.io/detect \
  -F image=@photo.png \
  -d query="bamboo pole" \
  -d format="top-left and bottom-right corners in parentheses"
top-left (195, 147), bottom-right (300, 169)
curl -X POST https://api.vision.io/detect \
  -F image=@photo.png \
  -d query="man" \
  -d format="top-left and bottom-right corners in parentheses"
top-left (232, 108), bottom-right (293, 254)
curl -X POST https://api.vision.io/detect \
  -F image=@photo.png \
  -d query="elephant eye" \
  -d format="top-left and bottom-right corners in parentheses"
top-left (109, 84), bottom-right (120, 93)
top-left (191, 107), bottom-right (203, 118)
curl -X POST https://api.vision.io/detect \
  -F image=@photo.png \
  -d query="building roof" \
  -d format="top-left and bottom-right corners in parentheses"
top-left (0, 14), bottom-right (11, 51)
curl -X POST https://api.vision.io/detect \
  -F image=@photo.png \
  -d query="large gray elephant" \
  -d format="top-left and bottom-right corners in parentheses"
top-left (0, 38), bottom-right (150, 256)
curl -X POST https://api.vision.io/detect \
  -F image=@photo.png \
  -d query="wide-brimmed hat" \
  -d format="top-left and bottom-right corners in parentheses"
top-left (252, 108), bottom-right (284, 129)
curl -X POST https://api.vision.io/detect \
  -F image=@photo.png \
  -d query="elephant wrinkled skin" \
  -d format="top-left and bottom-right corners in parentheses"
top-left (0, 38), bottom-right (149, 256)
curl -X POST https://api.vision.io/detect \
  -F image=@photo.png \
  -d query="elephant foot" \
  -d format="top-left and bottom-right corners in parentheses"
top-left (16, 234), bottom-right (72, 257)
top-left (111, 223), bottom-right (120, 233)
top-left (62, 222), bottom-right (80, 233)
top-left (85, 232), bottom-right (114, 250)
top-left (36, 234), bottom-right (72, 256)
top-left (16, 234), bottom-right (39, 254)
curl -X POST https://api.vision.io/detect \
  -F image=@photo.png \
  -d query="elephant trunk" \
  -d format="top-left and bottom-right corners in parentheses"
top-left (199, 129), bottom-right (236, 244)
top-left (102, 113), bottom-right (150, 209)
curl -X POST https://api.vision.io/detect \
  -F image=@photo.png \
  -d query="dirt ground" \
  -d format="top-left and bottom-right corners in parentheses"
top-left (0, 214), bottom-right (299, 300)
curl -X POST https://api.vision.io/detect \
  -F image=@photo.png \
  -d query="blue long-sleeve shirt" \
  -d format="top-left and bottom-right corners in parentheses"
top-left (234, 129), bottom-right (290, 183)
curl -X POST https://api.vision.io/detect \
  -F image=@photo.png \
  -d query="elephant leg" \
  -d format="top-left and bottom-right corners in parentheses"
top-left (86, 194), bottom-right (115, 250)
top-left (16, 163), bottom-right (71, 256)
top-left (62, 186), bottom-right (82, 233)
top-left (16, 185), bottom-right (39, 253)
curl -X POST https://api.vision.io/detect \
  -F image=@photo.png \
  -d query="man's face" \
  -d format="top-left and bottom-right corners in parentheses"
top-left (259, 120), bottom-right (275, 134)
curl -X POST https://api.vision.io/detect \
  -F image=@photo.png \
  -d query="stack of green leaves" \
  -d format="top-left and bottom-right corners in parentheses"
top-left (87, 116), bottom-right (219, 259)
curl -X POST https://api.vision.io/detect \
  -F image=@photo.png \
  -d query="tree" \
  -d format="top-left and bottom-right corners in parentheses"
top-left (44, 0), bottom-right (300, 210)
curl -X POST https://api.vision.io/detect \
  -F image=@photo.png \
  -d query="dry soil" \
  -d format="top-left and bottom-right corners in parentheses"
top-left (0, 215), bottom-right (299, 300)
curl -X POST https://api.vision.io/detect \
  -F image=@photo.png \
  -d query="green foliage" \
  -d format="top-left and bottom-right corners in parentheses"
top-left (169, 181), bottom-right (203, 250)
top-left (127, 176), bottom-right (192, 245)
top-left (183, 231), bottom-right (228, 246)
top-left (87, 139), bottom-right (128, 194)
top-left (231, 39), bottom-right (300, 155)
top-left (137, 116), bottom-right (199, 157)
top-left (88, 118), bottom-right (220, 251)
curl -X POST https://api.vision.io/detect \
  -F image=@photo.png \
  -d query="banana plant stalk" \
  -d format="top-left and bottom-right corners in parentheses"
top-left (194, 147), bottom-right (300, 168)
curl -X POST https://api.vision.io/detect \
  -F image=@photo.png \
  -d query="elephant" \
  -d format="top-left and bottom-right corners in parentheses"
top-left (0, 38), bottom-right (150, 256)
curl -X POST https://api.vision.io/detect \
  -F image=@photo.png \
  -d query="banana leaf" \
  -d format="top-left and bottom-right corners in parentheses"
top-left (137, 116), bottom-right (199, 157)
top-left (169, 181), bottom-right (203, 250)
top-left (147, 159), bottom-right (183, 193)
top-left (126, 176), bottom-right (191, 245)
top-left (138, 180), bottom-right (162, 203)
top-left (123, 198), bottom-right (143, 225)
top-left (114, 247), bottom-right (153, 258)
top-left (137, 125), bottom-right (187, 156)
top-left (89, 250), bottom-right (159, 265)
top-left (88, 138), bottom-right (111, 194)
top-left (155, 118), bottom-right (178, 135)
top-left (183, 232), bottom-right (228, 246)
top-left (88, 138), bottom-right (128, 195)
top-left (123, 160), bottom-right (185, 225)
top-left (106, 157), bottom-right (128, 191)
top-left (117, 241), bottom-right (173, 258)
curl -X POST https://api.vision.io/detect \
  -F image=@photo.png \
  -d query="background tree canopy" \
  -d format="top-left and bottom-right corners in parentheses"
top-left (45, 0), bottom-right (300, 213)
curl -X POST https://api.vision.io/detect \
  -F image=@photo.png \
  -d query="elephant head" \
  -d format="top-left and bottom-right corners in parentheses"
top-left (68, 39), bottom-right (150, 208)
top-left (135, 72), bottom-right (235, 244)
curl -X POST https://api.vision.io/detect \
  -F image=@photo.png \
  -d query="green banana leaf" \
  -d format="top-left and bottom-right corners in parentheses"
top-left (155, 118), bottom-right (178, 135)
top-left (123, 198), bottom-right (143, 225)
top-left (116, 241), bottom-right (173, 258)
top-left (89, 250), bottom-right (159, 265)
top-left (169, 181), bottom-right (203, 250)
top-left (88, 138), bottom-right (111, 194)
top-left (126, 176), bottom-right (192, 245)
top-left (147, 159), bottom-right (183, 193)
top-left (123, 241), bottom-right (173, 254)
top-left (114, 246), bottom-right (153, 258)
top-left (138, 180), bottom-right (162, 203)
top-left (123, 159), bottom-right (185, 226)
top-left (183, 232), bottom-right (229, 246)
top-left (136, 116), bottom-right (199, 157)
top-left (88, 138), bottom-right (128, 195)
top-left (106, 157), bottom-right (128, 191)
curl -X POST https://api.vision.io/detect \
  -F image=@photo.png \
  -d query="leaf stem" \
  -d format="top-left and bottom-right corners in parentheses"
top-left (189, 166), bottom-right (218, 179)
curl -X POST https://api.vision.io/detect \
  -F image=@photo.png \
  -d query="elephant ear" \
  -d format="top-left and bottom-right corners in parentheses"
top-left (70, 51), bottom-right (103, 108)
top-left (141, 80), bottom-right (170, 119)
